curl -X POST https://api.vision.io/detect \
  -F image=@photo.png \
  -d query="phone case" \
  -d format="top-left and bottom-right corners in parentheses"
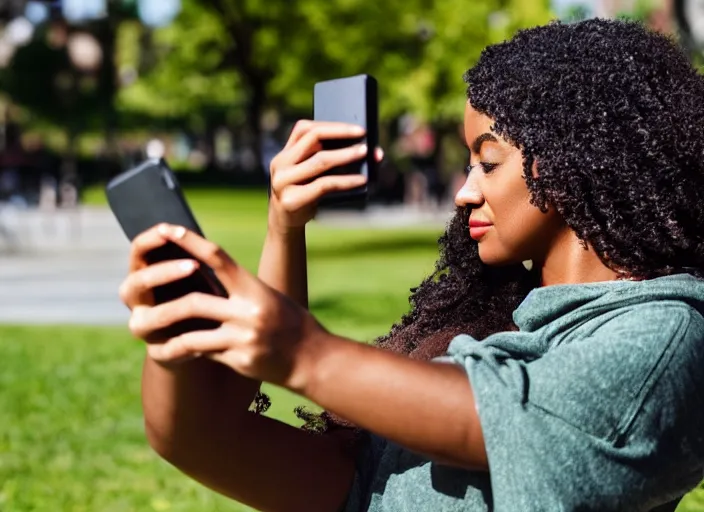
top-left (313, 74), bottom-right (379, 207)
top-left (106, 159), bottom-right (227, 340)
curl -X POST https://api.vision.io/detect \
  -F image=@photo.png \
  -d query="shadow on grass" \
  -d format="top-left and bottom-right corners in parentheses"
top-left (308, 233), bottom-right (440, 260)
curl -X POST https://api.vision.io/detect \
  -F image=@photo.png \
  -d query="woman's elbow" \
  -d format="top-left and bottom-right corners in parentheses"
top-left (143, 415), bottom-right (180, 462)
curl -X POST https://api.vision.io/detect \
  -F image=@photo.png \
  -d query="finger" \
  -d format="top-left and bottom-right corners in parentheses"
top-left (278, 174), bottom-right (368, 212)
top-left (129, 225), bottom-right (170, 272)
top-left (272, 143), bottom-right (368, 193)
top-left (276, 144), bottom-right (382, 194)
top-left (283, 119), bottom-right (313, 150)
top-left (285, 124), bottom-right (366, 167)
top-left (156, 225), bottom-right (241, 292)
top-left (128, 292), bottom-right (234, 340)
top-left (283, 120), bottom-right (365, 150)
top-left (274, 123), bottom-right (366, 174)
top-left (118, 259), bottom-right (199, 309)
top-left (146, 344), bottom-right (203, 366)
top-left (147, 327), bottom-right (237, 362)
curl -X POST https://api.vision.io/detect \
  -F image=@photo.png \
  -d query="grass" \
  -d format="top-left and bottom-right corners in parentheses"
top-left (0, 186), bottom-right (443, 511)
top-left (2, 186), bottom-right (703, 511)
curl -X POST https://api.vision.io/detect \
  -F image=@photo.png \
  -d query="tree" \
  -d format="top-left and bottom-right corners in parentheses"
top-left (119, 0), bottom-right (552, 173)
top-left (115, 1), bottom-right (244, 171)
top-left (0, 0), bottom-right (166, 178)
top-left (0, 22), bottom-right (110, 179)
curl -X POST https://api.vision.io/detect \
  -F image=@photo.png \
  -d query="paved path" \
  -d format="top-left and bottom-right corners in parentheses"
top-left (0, 205), bottom-right (451, 325)
top-left (316, 203), bottom-right (453, 229)
top-left (0, 207), bottom-right (131, 325)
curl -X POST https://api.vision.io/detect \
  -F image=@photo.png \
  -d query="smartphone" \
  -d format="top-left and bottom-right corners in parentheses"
top-left (105, 158), bottom-right (227, 340)
top-left (313, 74), bottom-right (379, 206)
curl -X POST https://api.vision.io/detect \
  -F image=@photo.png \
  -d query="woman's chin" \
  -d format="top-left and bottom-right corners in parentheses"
top-left (477, 245), bottom-right (522, 267)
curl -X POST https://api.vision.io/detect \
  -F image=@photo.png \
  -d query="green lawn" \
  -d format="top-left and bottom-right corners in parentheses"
top-left (2, 187), bottom-right (703, 511)
top-left (0, 187), bottom-right (444, 511)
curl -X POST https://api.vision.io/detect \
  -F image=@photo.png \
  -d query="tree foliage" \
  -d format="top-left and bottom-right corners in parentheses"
top-left (119, 0), bottom-right (553, 128)
top-left (0, 0), bottom-right (554, 153)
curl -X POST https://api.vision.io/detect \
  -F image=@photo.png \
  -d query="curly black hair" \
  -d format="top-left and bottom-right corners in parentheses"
top-left (293, 18), bottom-right (704, 432)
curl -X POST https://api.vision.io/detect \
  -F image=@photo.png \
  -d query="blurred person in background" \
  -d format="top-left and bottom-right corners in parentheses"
top-left (0, 122), bottom-right (32, 206)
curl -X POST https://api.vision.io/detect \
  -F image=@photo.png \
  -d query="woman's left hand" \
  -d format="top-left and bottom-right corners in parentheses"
top-left (126, 223), bottom-right (326, 393)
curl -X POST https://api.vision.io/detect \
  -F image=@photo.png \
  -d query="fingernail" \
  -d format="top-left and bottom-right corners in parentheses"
top-left (172, 226), bottom-right (186, 239)
top-left (179, 260), bottom-right (196, 272)
top-left (351, 125), bottom-right (365, 134)
top-left (376, 147), bottom-right (385, 160)
top-left (158, 224), bottom-right (186, 239)
top-left (359, 144), bottom-right (368, 155)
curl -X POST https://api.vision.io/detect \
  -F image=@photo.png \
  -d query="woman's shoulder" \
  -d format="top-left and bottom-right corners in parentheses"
top-left (543, 273), bottom-right (704, 351)
top-left (586, 297), bottom-right (704, 345)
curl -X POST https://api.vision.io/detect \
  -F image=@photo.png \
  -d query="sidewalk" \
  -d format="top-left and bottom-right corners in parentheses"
top-left (0, 206), bottom-right (130, 325)
top-left (315, 203), bottom-right (453, 229)
top-left (0, 205), bottom-right (127, 254)
top-left (0, 203), bottom-right (452, 253)
top-left (0, 204), bottom-right (451, 325)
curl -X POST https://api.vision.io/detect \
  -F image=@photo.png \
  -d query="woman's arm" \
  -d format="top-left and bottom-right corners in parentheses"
top-left (257, 224), bottom-right (309, 308)
top-left (141, 226), bottom-right (490, 473)
top-left (127, 229), bottom-right (355, 512)
top-left (151, 222), bottom-right (315, 511)
top-left (142, 357), bottom-right (355, 512)
top-left (297, 332), bottom-right (487, 470)
top-left (257, 119), bottom-right (380, 307)
top-left (122, 121), bottom-right (378, 512)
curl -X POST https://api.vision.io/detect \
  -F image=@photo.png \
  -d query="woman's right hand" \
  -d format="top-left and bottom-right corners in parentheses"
top-left (267, 120), bottom-right (383, 233)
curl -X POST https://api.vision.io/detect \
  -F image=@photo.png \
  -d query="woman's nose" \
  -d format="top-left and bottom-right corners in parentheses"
top-left (454, 167), bottom-right (484, 208)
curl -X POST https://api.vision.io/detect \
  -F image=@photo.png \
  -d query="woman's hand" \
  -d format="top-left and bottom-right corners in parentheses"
top-left (268, 120), bottom-right (383, 233)
top-left (118, 223), bottom-right (326, 392)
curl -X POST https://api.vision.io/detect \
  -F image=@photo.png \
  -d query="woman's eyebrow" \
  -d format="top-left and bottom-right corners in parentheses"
top-left (471, 133), bottom-right (499, 154)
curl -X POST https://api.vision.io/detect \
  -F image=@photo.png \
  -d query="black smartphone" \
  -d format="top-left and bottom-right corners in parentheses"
top-left (313, 74), bottom-right (379, 207)
top-left (105, 158), bottom-right (227, 340)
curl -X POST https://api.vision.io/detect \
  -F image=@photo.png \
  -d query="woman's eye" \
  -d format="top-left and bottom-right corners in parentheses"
top-left (466, 163), bottom-right (499, 175)
top-left (480, 162), bottom-right (498, 174)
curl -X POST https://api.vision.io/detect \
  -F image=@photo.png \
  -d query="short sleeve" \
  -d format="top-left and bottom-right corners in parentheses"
top-left (446, 303), bottom-right (704, 511)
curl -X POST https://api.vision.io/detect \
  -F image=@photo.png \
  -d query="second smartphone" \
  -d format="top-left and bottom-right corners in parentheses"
top-left (313, 74), bottom-right (379, 206)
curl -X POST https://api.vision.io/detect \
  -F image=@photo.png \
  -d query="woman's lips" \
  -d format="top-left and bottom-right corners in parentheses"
top-left (469, 219), bottom-right (492, 240)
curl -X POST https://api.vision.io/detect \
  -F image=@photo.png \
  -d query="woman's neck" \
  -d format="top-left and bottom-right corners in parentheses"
top-left (539, 230), bottom-right (620, 286)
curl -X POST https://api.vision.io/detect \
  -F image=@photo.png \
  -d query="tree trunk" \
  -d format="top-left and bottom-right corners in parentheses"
top-left (431, 121), bottom-right (454, 205)
top-left (245, 79), bottom-right (265, 173)
top-left (95, 15), bottom-right (119, 160)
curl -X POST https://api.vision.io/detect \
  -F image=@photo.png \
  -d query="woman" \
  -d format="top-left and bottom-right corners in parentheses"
top-left (118, 19), bottom-right (704, 511)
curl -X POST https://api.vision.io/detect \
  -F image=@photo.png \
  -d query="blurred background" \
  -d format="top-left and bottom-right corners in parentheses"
top-left (0, 0), bottom-right (703, 511)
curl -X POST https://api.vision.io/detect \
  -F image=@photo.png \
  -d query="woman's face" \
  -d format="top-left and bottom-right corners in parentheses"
top-left (455, 102), bottom-right (564, 266)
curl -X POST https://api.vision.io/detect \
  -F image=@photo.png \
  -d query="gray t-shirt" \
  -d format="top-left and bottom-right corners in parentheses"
top-left (344, 274), bottom-right (704, 511)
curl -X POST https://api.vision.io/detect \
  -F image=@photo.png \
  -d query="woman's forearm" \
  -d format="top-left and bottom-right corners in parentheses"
top-left (142, 356), bottom-right (355, 512)
top-left (141, 356), bottom-right (261, 455)
top-left (143, 212), bottom-right (310, 457)
top-left (294, 333), bottom-right (488, 470)
top-left (257, 218), bottom-right (309, 308)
